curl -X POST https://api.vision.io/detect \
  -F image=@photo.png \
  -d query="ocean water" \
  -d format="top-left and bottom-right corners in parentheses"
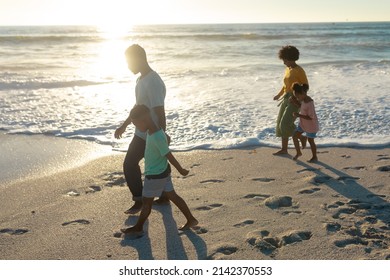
top-left (1, 22), bottom-right (389, 151)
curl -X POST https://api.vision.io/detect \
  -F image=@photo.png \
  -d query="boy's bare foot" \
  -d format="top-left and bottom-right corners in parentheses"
top-left (301, 136), bottom-right (307, 149)
top-left (124, 201), bottom-right (142, 215)
top-left (273, 150), bottom-right (288, 156)
top-left (120, 227), bottom-right (144, 237)
top-left (308, 157), bottom-right (318, 163)
top-left (293, 152), bottom-right (302, 161)
top-left (178, 219), bottom-right (199, 231)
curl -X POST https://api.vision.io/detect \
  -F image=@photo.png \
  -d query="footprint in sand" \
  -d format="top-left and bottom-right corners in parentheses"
top-left (323, 201), bottom-right (345, 210)
top-left (299, 188), bottom-right (321, 194)
top-left (196, 203), bottom-right (223, 211)
top-left (243, 194), bottom-right (270, 200)
top-left (324, 222), bottom-right (341, 233)
top-left (221, 157), bottom-right (233, 161)
top-left (343, 166), bottom-right (366, 170)
top-left (0, 228), bottom-right (29, 235)
top-left (252, 178), bottom-right (275, 183)
top-left (317, 151), bottom-right (329, 154)
top-left (246, 230), bottom-right (312, 255)
top-left (347, 199), bottom-right (372, 210)
top-left (61, 219), bottom-right (91, 226)
top-left (264, 196), bottom-right (293, 209)
top-left (332, 207), bottom-right (357, 219)
top-left (103, 172), bottom-right (126, 187)
top-left (208, 245), bottom-right (239, 259)
top-left (376, 156), bottom-right (390, 161)
top-left (341, 154), bottom-right (351, 159)
top-left (85, 185), bottom-right (102, 194)
top-left (369, 184), bottom-right (385, 190)
top-left (309, 175), bottom-right (332, 185)
top-left (194, 227), bottom-right (208, 234)
top-left (113, 231), bottom-right (123, 238)
top-left (334, 237), bottom-right (368, 248)
top-left (337, 176), bottom-right (360, 181)
top-left (364, 216), bottom-right (378, 224)
top-left (179, 226), bottom-right (209, 235)
top-left (281, 210), bottom-right (302, 216)
top-left (190, 163), bottom-right (201, 168)
top-left (297, 167), bottom-right (319, 173)
top-left (233, 220), bottom-right (254, 228)
top-left (66, 190), bottom-right (80, 197)
top-left (377, 165), bottom-right (390, 172)
top-left (200, 179), bottom-right (225, 184)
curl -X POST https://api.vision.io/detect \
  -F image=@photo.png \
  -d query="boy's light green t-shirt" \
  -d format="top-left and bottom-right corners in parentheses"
top-left (144, 129), bottom-right (170, 176)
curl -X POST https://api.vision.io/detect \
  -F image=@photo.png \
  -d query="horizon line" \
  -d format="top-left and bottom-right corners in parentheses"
top-left (0, 20), bottom-right (389, 27)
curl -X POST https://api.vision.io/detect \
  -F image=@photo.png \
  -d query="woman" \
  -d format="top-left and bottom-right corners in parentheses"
top-left (273, 45), bottom-right (309, 155)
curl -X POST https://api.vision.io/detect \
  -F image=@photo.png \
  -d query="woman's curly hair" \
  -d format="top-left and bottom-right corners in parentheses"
top-left (278, 45), bottom-right (300, 61)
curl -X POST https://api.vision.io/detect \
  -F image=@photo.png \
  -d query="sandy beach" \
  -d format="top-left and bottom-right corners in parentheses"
top-left (1, 141), bottom-right (389, 260)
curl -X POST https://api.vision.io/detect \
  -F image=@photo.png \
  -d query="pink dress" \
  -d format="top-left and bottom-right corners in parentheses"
top-left (299, 101), bottom-right (319, 133)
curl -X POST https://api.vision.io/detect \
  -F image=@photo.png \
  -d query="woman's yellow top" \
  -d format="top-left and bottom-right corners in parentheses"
top-left (282, 65), bottom-right (308, 95)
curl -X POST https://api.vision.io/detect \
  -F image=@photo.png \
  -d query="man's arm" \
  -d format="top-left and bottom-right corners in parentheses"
top-left (166, 152), bottom-right (189, 176)
top-left (114, 113), bottom-right (132, 139)
top-left (153, 106), bottom-right (166, 131)
top-left (153, 105), bottom-right (172, 145)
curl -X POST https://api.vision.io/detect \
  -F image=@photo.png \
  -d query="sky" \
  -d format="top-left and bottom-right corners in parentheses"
top-left (0, 0), bottom-right (389, 26)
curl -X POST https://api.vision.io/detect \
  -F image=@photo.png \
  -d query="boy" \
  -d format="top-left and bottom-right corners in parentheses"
top-left (121, 105), bottom-right (198, 236)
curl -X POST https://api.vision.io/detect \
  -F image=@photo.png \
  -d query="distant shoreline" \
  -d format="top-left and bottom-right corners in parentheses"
top-left (1, 21), bottom-right (390, 28)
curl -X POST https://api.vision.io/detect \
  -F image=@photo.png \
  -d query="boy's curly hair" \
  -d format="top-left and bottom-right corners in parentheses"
top-left (130, 104), bottom-right (150, 120)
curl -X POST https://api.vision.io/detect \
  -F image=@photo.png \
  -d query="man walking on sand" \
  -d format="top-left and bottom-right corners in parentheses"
top-left (115, 44), bottom-right (169, 214)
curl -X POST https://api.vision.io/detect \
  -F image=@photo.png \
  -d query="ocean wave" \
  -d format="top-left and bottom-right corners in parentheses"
top-left (130, 30), bottom-right (390, 42)
top-left (130, 33), bottom-right (306, 42)
top-left (0, 35), bottom-right (103, 45)
top-left (0, 79), bottom-right (108, 91)
top-left (304, 59), bottom-right (390, 68)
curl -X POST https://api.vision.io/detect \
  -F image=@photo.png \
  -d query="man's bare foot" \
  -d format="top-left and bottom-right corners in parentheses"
top-left (293, 152), bottom-right (302, 161)
top-left (120, 227), bottom-right (144, 237)
top-left (273, 150), bottom-right (288, 156)
top-left (301, 136), bottom-right (307, 149)
top-left (124, 201), bottom-right (142, 215)
top-left (308, 157), bottom-right (318, 163)
top-left (178, 219), bottom-right (199, 231)
top-left (153, 197), bottom-right (170, 205)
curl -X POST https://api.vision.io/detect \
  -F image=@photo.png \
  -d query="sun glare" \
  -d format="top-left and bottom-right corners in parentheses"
top-left (97, 22), bottom-right (133, 39)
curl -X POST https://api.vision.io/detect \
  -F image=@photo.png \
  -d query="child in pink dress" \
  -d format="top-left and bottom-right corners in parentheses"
top-left (292, 83), bottom-right (319, 162)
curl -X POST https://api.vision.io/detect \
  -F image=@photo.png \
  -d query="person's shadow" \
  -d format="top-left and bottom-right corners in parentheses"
top-left (120, 216), bottom-right (154, 260)
top-left (296, 159), bottom-right (390, 226)
top-left (120, 204), bottom-right (207, 260)
top-left (155, 204), bottom-right (208, 260)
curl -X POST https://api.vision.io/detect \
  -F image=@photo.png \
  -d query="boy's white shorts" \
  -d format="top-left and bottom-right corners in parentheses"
top-left (143, 175), bottom-right (174, 198)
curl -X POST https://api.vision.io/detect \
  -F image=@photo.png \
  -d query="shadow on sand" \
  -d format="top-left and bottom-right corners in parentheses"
top-left (297, 159), bottom-right (390, 226)
top-left (120, 204), bottom-right (207, 260)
